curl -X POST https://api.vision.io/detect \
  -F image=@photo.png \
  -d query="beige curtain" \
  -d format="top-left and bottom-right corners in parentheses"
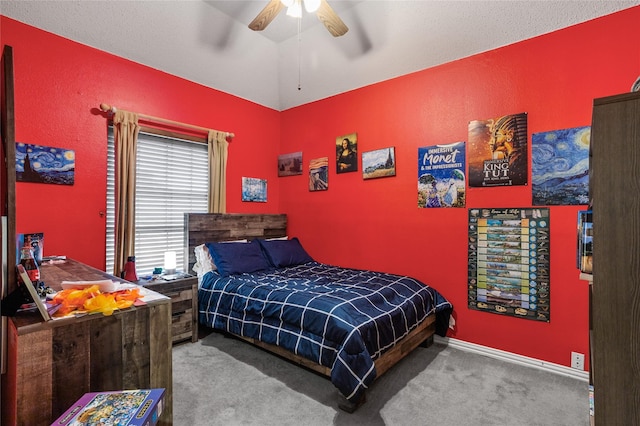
top-left (207, 130), bottom-right (229, 213)
top-left (113, 110), bottom-right (140, 276)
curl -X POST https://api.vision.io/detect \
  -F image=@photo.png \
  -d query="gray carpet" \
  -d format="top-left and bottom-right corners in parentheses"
top-left (172, 331), bottom-right (589, 425)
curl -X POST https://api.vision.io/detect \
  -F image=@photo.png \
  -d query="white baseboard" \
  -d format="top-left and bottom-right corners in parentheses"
top-left (434, 335), bottom-right (590, 382)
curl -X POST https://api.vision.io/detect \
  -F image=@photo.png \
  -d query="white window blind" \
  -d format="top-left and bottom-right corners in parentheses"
top-left (106, 127), bottom-right (209, 276)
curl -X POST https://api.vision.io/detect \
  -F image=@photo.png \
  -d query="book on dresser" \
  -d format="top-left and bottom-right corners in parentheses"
top-left (577, 210), bottom-right (593, 275)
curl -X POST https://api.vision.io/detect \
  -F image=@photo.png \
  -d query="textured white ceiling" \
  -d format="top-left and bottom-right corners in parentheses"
top-left (2, 1), bottom-right (638, 111)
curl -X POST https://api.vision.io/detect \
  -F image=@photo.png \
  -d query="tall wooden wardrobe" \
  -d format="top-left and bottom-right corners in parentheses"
top-left (590, 90), bottom-right (640, 425)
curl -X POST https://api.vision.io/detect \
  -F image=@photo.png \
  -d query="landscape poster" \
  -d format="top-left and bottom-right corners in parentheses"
top-left (362, 147), bottom-right (396, 180)
top-left (278, 151), bottom-right (303, 177)
top-left (418, 142), bottom-right (466, 208)
top-left (468, 113), bottom-right (528, 187)
top-left (531, 126), bottom-right (590, 205)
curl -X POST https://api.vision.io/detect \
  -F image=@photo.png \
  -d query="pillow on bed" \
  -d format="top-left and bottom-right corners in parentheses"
top-left (205, 240), bottom-right (271, 277)
top-left (265, 235), bottom-right (288, 241)
top-left (192, 239), bottom-right (248, 276)
top-left (192, 244), bottom-right (216, 276)
top-left (257, 237), bottom-right (314, 268)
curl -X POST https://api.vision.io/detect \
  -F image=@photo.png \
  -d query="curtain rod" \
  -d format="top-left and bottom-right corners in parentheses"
top-left (99, 103), bottom-right (235, 140)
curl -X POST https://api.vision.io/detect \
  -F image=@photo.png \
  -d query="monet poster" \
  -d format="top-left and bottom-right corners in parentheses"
top-left (241, 177), bottom-right (267, 202)
top-left (531, 126), bottom-right (590, 205)
top-left (418, 142), bottom-right (466, 208)
top-left (336, 133), bottom-right (357, 173)
top-left (16, 142), bottom-right (75, 185)
top-left (468, 208), bottom-right (550, 322)
top-left (309, 157), bottom-right (328, 191)
top-left (278, 151), bottom-right (303, 177)
top-left (362, 147), bottom-right (395, 180)
top-left (468, 113), bottom-right (528, 187)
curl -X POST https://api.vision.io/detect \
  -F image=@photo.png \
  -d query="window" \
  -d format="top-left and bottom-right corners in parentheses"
top-left (106, 127), bottom-right (209, 276)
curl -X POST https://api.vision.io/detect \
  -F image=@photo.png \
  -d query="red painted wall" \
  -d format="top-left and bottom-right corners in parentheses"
top-left (279, 6), bottom-right (640, 369)
top-left (1, 6), bottom-right (639, 371)
top-left (1, 16), bottom-right (282, 271)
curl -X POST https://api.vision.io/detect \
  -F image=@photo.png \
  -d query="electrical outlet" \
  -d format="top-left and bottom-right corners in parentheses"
top-left (571, 351), bottom-right (585, 370)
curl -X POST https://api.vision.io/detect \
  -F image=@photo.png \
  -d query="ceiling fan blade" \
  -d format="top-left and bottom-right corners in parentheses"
top-left (316, 0), bottom-right (348, 37)
top-left (249, 0), bottom-right (285, 31)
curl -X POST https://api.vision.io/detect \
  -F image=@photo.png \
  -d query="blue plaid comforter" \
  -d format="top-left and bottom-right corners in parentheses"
top-left (199, 262), bottom-right (452, 402)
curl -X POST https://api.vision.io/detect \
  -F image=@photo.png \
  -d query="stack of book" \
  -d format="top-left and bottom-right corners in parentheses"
top-left (577, 210), bottom-right (593, 276)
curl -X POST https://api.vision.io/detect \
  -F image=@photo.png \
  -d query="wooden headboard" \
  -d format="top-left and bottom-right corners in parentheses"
top-left (183, 213), bottom-right (287, 272)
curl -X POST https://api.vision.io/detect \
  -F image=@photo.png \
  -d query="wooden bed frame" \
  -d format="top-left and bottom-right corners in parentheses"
top-left (184, 213), bottom-right (436, 411)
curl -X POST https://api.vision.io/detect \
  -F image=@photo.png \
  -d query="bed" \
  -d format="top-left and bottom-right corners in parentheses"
top-left (185, 213), bottom-right (453, 411)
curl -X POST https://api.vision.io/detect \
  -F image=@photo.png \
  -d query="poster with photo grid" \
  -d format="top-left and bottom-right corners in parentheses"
top-left (468, 208), bottom-right (550, 322)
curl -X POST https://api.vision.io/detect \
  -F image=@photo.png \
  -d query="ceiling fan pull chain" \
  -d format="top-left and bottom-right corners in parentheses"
top-left (297, 15), bottom-right (302, 91)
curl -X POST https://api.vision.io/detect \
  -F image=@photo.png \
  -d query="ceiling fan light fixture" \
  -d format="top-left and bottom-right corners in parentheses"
top-left (303, 0), bottom-right (321, 13)
top-left (286, 0), bottom-right (302, 18)
top-left (250, 0), bottom-right (348, 37)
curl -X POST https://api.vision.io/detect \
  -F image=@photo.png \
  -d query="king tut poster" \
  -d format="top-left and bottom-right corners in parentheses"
top-left (418, 142), bottom-right (466, 208)
top-left (468, 113), bottom-right (528, 187)
top-left (468, 208), bottom-right (550, 322)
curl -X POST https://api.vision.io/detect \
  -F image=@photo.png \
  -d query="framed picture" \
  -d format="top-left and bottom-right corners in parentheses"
top-left (16, 232), bottom-right (44, 265)
top-left (467, 207), bottom-right (550, 322)
top-left (241, 177), bottom-right (267, 202)
top-left (531, 126), bottom-right (590, 206)
top-left (278, 151), bottom-right (303, 177)
top-left (418, 142), bottom-right (466, 208)
top-left (336, 133), bottom-right (358, 173)
top-left (16, 142), bottom-right (75, 185)
top-left (362, 147), bottom-right (396, 180)
top-left (309, 157), bottom-right (328, 191)
top-left (468, 113), bottom-right (528, 187)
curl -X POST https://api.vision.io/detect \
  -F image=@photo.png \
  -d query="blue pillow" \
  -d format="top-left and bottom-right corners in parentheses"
top-left (205, 240), bottom-right (271, 277)
top-left (257, 237), bottom-right (314, 268)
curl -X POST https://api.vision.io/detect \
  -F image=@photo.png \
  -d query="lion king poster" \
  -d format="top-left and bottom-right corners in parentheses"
top-left (468, 112), bottom-right (528, 187)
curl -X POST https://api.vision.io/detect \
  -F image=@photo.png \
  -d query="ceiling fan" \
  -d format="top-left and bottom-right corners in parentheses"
top-left (249, 0), bottom-right (349, 37)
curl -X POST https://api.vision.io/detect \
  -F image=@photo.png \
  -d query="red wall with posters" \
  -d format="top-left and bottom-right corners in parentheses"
top-left (278, 6), bottom-right (640, 369)
top-left (1, 6), bottom-right (639, 371)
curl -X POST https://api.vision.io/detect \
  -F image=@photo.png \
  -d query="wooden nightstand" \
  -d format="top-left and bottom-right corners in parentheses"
top-left (140, 274), bottom-right (198, 345)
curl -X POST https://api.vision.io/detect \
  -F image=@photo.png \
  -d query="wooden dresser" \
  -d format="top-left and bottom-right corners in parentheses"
top-left (2, 259), bottom-right (173, 426)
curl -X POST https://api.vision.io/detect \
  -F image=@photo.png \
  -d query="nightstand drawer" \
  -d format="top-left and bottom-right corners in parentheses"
top-left (171, 294), bottom-right (193, 315)
top-left (172, 309), bottom-right (194, 343)
top-left (139, 275), bottom-right (198, 345)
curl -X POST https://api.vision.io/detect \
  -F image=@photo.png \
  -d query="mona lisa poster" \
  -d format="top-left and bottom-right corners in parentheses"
top-left (336, 133), bottom-right (357, 173)
top-left (468, 113), bottom-right (528, 187)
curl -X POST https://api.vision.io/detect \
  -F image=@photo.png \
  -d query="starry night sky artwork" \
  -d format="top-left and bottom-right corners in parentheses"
top-left (16, 142), bottom-right (75, 185)
top-left (531, 126), bottom-right (590, 205)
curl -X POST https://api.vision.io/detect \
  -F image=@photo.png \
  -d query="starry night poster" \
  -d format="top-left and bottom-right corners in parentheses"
top-left (16, 142), bottom-right (75, 185)
top-left (531, 126), bottom-right (590, 205)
